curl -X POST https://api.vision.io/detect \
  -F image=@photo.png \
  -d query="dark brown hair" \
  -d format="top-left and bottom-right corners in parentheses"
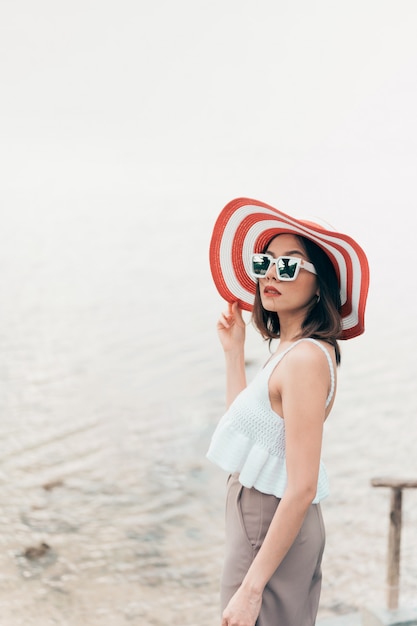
top-left (252, 235), bottom-right (342, 364)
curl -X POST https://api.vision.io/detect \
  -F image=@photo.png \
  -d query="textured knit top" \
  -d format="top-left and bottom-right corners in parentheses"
top-left (206, 338), bottom-right (335, 503)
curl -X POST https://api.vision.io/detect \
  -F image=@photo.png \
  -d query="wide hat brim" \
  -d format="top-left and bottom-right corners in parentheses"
top-left (209, 197), bottom-right (370, 340)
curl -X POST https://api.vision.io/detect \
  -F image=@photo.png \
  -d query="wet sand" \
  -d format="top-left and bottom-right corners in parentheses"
top-left (1, 203), bottom-right (416, 625)
top-left (1, 310), bottom-right (417, 626)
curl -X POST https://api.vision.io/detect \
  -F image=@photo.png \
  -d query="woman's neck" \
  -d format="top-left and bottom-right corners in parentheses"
top-left (277, 314), bottom-right (304, 344)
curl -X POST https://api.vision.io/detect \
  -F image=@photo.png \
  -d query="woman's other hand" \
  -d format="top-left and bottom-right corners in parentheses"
top-left (221, 585), bottom-right (262, 626)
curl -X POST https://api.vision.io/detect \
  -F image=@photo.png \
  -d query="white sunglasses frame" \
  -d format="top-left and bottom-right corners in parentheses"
top-left (250, 254), bottom-right (317, 281)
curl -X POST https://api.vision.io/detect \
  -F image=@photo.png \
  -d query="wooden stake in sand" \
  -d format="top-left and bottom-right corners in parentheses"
top-left (371, 477), bottom-right (417, 610)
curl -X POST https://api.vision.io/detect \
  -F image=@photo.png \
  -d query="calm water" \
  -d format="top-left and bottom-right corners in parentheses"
top-left (1, 193), bottom-right (416, 625)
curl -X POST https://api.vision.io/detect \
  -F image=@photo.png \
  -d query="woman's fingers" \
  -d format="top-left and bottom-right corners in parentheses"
top-left (217, 303), bottom-right (246, 352)
top-left (217, 311), bottom-right (233, 329)
top-left (229, 301), bottom-right (245, 327)
top-left (218, 302), bottom-right (240, 329)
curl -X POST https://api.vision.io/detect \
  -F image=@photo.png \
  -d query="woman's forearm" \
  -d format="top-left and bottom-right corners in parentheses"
top-left (224, 349), bottom-right (247, 408)
top-left (240, 490), bottom-right (313, 594)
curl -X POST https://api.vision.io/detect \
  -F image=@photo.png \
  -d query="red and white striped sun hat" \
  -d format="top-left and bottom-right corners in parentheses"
top-left (209, 197), bottom-right (370, 340)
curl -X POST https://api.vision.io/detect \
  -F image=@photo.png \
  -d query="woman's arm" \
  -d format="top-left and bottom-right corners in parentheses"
top-left (217, 302), bottom-right (247, 408)
top-left (221, 342), bottom-right (331, 626)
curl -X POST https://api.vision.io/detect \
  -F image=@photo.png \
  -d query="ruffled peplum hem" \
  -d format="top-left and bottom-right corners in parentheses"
top-left (206, 424), bottom-right (329, 504)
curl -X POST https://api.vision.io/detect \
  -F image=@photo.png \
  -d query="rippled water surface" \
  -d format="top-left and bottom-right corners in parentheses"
top-left (1, 196), bottom-right (417, 625)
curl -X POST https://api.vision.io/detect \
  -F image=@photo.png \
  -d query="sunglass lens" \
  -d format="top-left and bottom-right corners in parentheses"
top-left (277, 257), bottom-right (299, 279)
top-left (252, 254), bottom-right (270, 276)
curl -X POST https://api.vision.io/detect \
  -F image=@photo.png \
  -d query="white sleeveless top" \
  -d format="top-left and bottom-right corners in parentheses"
top-left (206, 338), bottom-right (335, 503)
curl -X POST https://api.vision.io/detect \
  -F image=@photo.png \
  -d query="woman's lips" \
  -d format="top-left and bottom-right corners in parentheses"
top-left (263, 286), bottom-right (281, 296)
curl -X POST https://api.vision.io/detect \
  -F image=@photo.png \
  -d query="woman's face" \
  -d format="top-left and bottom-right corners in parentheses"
top-left (258, 234), bottom-right (319, 315)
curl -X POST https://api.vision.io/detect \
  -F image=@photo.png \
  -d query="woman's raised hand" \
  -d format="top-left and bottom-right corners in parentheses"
top-left (217, 302), bottom-right (246, 353)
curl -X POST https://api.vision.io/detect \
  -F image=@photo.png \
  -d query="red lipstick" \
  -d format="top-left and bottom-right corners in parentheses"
top-left (263, 286), bottom-right (281, 296)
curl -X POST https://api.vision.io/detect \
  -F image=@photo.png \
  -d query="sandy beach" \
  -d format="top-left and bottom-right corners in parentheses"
top-left (1, 195), bottom-right (417, 625)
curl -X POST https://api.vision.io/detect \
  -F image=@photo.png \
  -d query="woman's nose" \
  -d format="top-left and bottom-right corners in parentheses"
top-left (265, 261), bottom-right (278, 280)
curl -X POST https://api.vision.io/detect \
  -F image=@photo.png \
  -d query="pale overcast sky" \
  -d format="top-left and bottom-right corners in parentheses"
top-left (1, 1), bottom-right (417, 305)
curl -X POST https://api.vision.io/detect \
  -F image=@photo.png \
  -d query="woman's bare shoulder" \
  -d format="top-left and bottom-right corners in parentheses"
top-left (281, 339), bottom-right (336, 375)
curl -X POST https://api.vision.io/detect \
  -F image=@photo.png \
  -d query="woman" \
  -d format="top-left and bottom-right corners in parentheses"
top-left (207, 198), bottom-right (369, 626)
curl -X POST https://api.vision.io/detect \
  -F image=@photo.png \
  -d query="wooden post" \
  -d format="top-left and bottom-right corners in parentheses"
top-left (371, 477), bottom-right (417, 611)
top-left (386, 487), bottom-right (402, 610)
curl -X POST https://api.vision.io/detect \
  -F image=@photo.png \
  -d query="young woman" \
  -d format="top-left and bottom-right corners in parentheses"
top-left (207, 198), bottom-right (369, 626)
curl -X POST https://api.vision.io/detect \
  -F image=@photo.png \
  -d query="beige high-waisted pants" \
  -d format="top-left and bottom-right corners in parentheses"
top-left (221, 474), bottom-right (325, 626)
